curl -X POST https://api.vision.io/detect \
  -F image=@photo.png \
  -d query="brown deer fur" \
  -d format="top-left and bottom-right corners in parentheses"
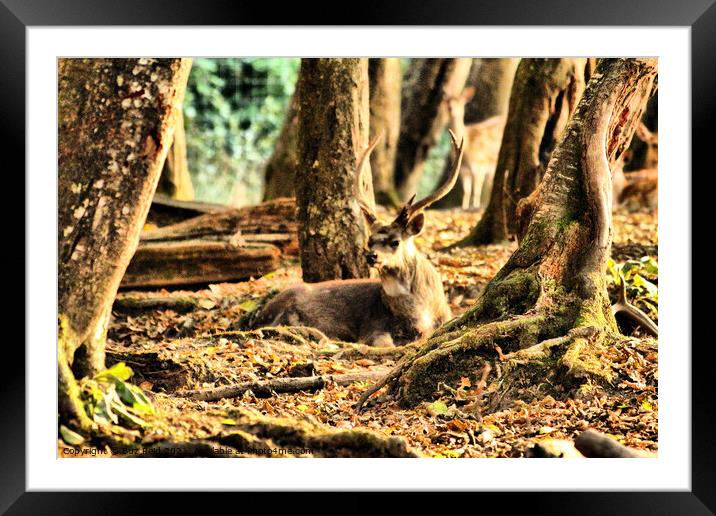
top-left (252, 132), bottom-right (465, 346)
top-left (444, 87), bottom-right (505, 210)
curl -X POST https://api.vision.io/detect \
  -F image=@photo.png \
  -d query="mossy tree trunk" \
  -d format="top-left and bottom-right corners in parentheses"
top-left (457, 58), bottom-right (589, 246)
top-left (368, 58), bottom-right (402, 208)
top-left (394, 58), bottom-right (473, 201)
top-left (380, 58), bottom-right (658, 407)
top-left (434, 58), bottom-right (519, 209)
top-left (263, 90), bottom-right (300, 200)
top-left (58, 58), bottom-right (192, 428)
top-left (295, 58), bottom-right (372, 282)
top-left (156, 108), bottom-right (194, 201)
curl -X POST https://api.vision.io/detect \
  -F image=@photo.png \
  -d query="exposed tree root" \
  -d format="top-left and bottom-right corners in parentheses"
top-left (317, 342), bottom-right (409, 360)
top-left (356, 276), bottom-right (624, 410)
top-left (178, 370), bottom-right (390, 402)
top-left (123, 407), bottom-right (420, 458)
top-left (113, 294), bottom-right (202, 313)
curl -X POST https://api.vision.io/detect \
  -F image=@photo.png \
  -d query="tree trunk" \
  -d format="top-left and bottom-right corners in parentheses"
top-left (434, 58), bottom-right (519, 209)
top-left (457, 58), bottom-right (589, 246)
top-left (156, 108), bottom-right (194, 201)
top-left (58, 58), bottom-right (191, 427)
top-left (394, 58), bottom-right (473, 201)
top-left (263, 92), bottom-right (300, 200)
top-left (463, 58), bottom-right (520, 123)
top-left (368, 58), bottom-right (402, 207)
top-left (371, 58), bottom-right (657, 407)
top-left (295, 58), bottom-right (372, 282)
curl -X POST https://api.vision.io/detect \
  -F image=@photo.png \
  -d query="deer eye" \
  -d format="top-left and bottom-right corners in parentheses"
top-left (390, 241), bottom-right (400, 249)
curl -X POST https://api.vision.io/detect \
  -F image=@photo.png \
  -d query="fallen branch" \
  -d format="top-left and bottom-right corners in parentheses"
top-left (113, 294), bottom-right (201, 313)
top-left (178, 370), bottom-right (389, 402)
top-left (612, 278), bottom-right (658, 337)
top-left (317, 342), bottom-right (409, 360)
top-left (575, 429), bottom-right (654, 458)
top-left (121, 240), bottom-right (280, 288)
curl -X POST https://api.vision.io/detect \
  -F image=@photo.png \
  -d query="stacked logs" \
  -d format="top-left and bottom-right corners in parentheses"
top-left (121, 197), bottom-right (297, 288)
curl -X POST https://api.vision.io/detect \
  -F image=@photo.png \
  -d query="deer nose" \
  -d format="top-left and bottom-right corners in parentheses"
top-left (364, 250), bottom-right (378, 266)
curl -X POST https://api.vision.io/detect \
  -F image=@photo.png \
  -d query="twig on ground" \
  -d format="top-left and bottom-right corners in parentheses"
top-left (177, 370), bottom-right (390, 402)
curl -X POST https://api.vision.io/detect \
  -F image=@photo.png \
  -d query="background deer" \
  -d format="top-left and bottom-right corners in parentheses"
top-left (614, 121), bottom-right (658, 210)
top-left (443, 86), bottom-right (506, 210)
top-left (252, 132), bottom-right (465, 346)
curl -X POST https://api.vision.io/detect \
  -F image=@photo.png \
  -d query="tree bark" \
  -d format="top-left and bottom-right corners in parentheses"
top-left (457, 58), bottom-right (589, 245)
top-left (156, 108), bottom-right (194, 201)
top-left (58, 58), bottom-right (191, 424)
top-left (370, 58), bottom-right (658, 407)
top-left (295, 58), bottom-right (372, 282)
top-left (394, 58), bottom-right (473, 201)
top-left (368, 58), bottom-right (402, 207)
top-left (263, 92), bottom-right (300, 200)
top-left (434, 58), bottom-right (519, 209)
top-left (464, 58), bottom-right (520, 123)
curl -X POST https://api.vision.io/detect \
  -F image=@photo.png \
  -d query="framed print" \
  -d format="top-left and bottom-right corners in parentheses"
top-left (4, 0), bottom-right (712, 513)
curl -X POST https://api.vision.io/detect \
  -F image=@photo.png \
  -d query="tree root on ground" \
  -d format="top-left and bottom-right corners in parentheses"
top-left (178, 370), bottom-right (390, 402)
top-left (118, 407), bottom-right (419, 458)
top-left (357, 304), bottom-right (626, 411)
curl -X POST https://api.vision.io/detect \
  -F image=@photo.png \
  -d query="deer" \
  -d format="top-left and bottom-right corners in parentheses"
top-left (443, 86), bottom-right (506, 210)
top-left (251, 131), bottom-right (465, 347)
top-left (614, 122), bottom-right (658, 210)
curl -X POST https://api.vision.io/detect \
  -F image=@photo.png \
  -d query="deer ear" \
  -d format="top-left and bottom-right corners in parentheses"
top-left (406, 213), bottom-right (425, 236)
top-left (463, 86), bottom-right (476, 101)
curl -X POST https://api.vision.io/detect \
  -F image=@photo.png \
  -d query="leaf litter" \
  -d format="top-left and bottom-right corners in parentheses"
top-left (64, 206), bottom-right (657, 458)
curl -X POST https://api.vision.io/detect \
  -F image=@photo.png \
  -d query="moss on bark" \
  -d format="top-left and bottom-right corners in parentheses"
top-left (456, 58), bottom-right (589, 246)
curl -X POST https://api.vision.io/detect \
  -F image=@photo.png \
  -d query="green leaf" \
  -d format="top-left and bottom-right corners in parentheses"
top-left (632, 274), bottom-right (658, 297)
top-left (238, 299), bottom-right (258, 312)
top-left (115, 382), bottom-right (154, 414)
top-left (59, 425), bottom-right (85, 446)
top-left (427, 400), bottom-right (448, 416)
top-left (110, 398), bottom-right (147, 429)
top-left (94, 362), bottom-right (133, 382)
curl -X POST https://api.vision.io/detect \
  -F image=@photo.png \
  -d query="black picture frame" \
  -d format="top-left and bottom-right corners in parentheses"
top-left (4, 0), bottom-right (711, 513)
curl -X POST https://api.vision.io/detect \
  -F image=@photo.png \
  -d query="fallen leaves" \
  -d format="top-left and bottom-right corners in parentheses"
top-left (99, 206), bottom-right (658, 458)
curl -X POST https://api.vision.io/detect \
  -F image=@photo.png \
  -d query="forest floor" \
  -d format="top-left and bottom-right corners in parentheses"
top-left (69, 206), bottom-right (658, 458)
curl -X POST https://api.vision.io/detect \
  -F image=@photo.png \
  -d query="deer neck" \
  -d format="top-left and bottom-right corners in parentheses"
top-left (378, 240), bottom-right (418, 299)
top-left (448, 115), bottom-right (466, 141)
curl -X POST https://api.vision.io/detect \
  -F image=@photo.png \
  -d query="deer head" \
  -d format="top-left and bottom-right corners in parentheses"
top-left (443, 86), bottom-right (476, 128)
top-left (355, 130), bottom-right (465, 273)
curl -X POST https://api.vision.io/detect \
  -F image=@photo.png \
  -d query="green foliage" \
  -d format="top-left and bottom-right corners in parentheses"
top-left (417, 130), bottom-right (453, 198)
top-left (79, 362), bottom-right (154, 430)
top-left (607, 256), bottom-right (658, 320)
top-left (183, 58), bottom-right (299, 205)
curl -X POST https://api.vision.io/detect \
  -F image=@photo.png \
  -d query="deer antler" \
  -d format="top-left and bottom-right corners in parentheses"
top-left (354, 132), bottom-right (383, 225)
top-left (405, 129), bottom-right (464, 216)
